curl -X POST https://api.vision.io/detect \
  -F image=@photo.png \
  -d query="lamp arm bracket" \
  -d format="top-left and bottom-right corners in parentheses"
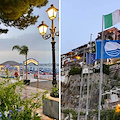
top-left (42, 34), bottom-right (51, 40)
top-left (54, 26), bottom-right (59, 36)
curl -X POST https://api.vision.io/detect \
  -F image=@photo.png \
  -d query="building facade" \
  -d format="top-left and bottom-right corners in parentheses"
top-left (61, 27), bottom-right (120, 78)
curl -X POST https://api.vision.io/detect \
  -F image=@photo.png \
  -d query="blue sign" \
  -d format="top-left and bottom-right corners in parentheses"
top-left (96, 40), bottom-right (120, 59)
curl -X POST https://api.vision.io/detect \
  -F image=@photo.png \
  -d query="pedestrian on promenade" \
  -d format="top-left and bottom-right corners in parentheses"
top-left (14, 72), bottom-right (18, 79)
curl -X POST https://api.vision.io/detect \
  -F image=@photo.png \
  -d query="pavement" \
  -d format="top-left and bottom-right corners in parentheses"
top-left (30, 81), bottom-right (53, 91)
top-left (0, 77), bottom-right (58, 120)
top-left (21, 86), bottom-right (57, 120)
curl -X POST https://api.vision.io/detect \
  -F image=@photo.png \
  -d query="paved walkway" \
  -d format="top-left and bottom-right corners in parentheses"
top-left (30, 81), bottom-right (52, 91)
top-left (22, 86), bottom-right (56, 120)
top-left (0, 78), bottom-right (57, 120)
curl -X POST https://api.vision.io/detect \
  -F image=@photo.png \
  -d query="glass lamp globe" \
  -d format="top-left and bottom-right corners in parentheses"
top-left (38, 21), bottom-right (48, 35)
top-left (46, 4), bottom-right (58, 20)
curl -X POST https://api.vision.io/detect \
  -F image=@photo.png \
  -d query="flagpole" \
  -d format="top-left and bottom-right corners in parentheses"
top-left (77, 48), bottom-right (85, 120)
top-left (98, 15), bottom-right (104, 120)
top-left (85, 34), bottom-right (92, 120)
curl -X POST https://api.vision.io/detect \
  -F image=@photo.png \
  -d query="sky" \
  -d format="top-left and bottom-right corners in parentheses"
top-left (0, 0), bottom-right (59, 64)
top-left (61, 0), bottom-right (120, 54)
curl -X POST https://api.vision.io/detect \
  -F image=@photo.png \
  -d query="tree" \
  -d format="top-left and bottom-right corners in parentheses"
top-left (0, 0), bottom-right (48, 30)
top-left (12, 45), bottom-right (29, 80)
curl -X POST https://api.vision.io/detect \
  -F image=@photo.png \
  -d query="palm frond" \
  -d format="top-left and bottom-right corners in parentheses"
top-left (21, 45), bottom-right (29, 52)
top-left (12, 45), bottom-right (21, 51)
top-left (20, 45), bottom-right (29, 55)
top-left (20, 50), bottom-right (27, 55)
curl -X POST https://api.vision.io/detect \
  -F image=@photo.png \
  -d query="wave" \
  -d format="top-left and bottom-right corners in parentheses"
top-left (106, 49), bottom-right (120, 57)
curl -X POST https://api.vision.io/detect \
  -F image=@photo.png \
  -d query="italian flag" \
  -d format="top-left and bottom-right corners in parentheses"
top-left (104, 9), bottom-right (120, 29)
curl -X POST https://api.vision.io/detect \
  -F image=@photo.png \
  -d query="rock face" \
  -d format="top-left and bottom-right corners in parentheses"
top-left (61, 73), bottom-right (111, 111)
top-left (61, 64), bottom-right (120, 120)
top-left (61, 64), bottom-right (120, 118)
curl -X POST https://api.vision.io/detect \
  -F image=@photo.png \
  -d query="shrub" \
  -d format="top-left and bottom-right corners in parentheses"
top-left (62, 109), bottom-right (77, 120)
top-left (94, 68), bottom-right (100, 73)
top-left (62, 109), bottom-right (116, 120)
top-left (113, 112), bottom-right (120, 120)
top-left (100, 109), bottom-right (114, 120)
top-left (88, 109), bottom-right (115, 120)
top-left (50, 85), bottom-right (59, 98)
top-left (62, 109), bottom-right (84, 120)
top-left (0, 78), bottom-right (48, 120)
top-left (69, 66), bottom-right (82, 75)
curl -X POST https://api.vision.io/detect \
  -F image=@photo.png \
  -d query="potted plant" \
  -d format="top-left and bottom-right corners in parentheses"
top-left (50, 85), bottom-right (59, 98)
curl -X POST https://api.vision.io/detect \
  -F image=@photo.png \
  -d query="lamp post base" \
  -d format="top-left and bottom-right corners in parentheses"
top-left (50, 92), bottom-right (59, 98)
top-left (23, 80), bottom-right (30, 86)
top-left (52, 80), bottom-right (57, 87)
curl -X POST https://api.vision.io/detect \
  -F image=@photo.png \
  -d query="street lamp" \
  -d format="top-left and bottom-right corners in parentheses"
top-left (38, 4), bottom-right (59, 86)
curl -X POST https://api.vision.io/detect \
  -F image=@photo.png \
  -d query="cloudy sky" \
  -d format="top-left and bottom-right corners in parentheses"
top-left (61, 0), bottom-right (120, 54)
top-left (0, 0), bottom-right (59, 64)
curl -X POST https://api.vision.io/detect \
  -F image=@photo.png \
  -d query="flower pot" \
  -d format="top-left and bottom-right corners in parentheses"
top-left (43, 94), bottom-right (59, 120)
top-left (50, 92), bottom-right (59, 98)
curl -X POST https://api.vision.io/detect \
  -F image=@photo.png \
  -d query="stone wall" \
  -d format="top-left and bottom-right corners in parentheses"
top-left (61, 73), bottom-right (110, 110)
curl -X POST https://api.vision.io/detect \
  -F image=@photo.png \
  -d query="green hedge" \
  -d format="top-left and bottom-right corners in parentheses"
top-left (69, 66), bottom-right (82, 75)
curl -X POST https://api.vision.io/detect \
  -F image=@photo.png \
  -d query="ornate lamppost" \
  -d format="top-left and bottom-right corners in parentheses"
top-left (38, 4), bottom-right (59, 86)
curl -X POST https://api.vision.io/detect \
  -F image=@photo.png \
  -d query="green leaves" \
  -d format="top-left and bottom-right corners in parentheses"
top-left (69, 66), bottom-right (82, 75)
top-left (50, 85), bottom-right (59, 98)
top-left (12, 45), bottom-right (28, 56)
top-left (0, 78), bottom-right (48, 120)
top-left (12, 45), bottom-right (21, 51)
top-left (0, 0), bottom-right (48, 30)
top-left (0, 0), bottom-right (47, 20)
